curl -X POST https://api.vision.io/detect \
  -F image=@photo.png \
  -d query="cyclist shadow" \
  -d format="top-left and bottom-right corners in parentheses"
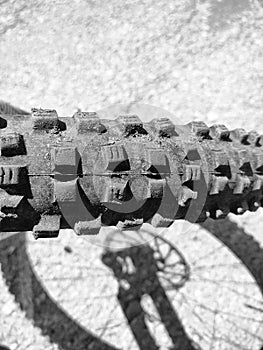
top-left (0, 216), bottom-right (263, 350)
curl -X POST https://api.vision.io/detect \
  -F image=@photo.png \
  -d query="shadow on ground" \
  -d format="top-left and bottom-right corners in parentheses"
top-left (0, 234), bottom-right (118, 350)
top-left (102, 244), bottom-right (197, 350)
top-left (0, 217), bottom-right (263, 349)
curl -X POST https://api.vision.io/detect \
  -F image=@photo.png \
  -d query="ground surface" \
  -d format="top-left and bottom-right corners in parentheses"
top-left (1, 0), bottom-right (263, 349)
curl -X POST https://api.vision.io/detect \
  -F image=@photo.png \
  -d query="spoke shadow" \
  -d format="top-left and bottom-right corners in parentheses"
top-left (102, 244), bottom-right (198, 350)
top-left (201, 218), bottom-right (263, 294)
top-left (0, 215), bottom-right (263, 350)
top-left (0, 233), bottom-right (119, 350)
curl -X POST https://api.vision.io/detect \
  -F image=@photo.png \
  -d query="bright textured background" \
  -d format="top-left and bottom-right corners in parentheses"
top-left (1, 0), bottom-right (263, 349)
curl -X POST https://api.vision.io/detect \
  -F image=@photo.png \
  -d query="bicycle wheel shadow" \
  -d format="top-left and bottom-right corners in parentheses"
top-left (0, 233), bottom-right (119, 350)
top-left (200, 218), bottom-right (263, 293)
top-left (101, 244), bottom-right (197, 350)
top-left (0, 216), bottom-right (263, 350)
top-left (0, 346), bottom-right (10, 350)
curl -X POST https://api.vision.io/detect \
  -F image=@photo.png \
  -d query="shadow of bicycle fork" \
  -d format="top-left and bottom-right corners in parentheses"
top-left (1, 217), bottom-right (263, 350)
top-left (102, 245), bottom-right (197, 350)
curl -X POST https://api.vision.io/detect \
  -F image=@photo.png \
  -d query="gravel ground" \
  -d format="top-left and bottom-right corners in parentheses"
top-left (0, 0), bottom-right (263, 131)
top-left (1, 0), bottom-right (263, 349)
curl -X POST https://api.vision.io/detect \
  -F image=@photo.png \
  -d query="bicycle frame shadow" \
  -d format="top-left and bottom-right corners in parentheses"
top-left (0, 216), bottom-right (263, 350)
